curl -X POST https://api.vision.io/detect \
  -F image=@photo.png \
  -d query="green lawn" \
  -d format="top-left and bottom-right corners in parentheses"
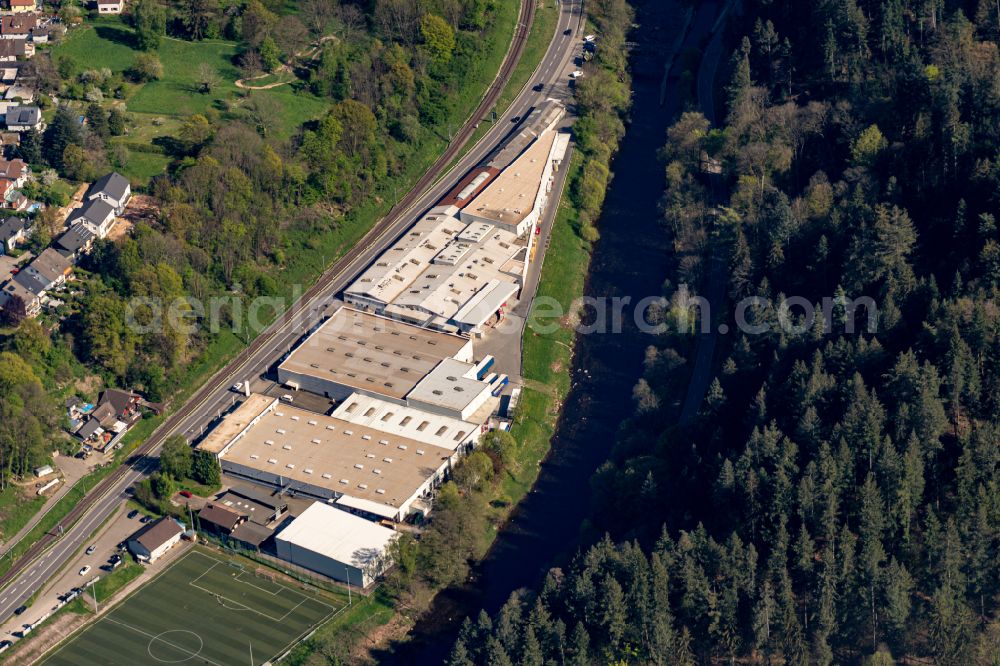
top-left (0, 486), bottom-right (45, 544)
top-left (50, 24), bottom-right (330, 177)
top-left (114, 149), bottom-right (169, 182)
top-left (41, 548), bottom-right (339, 666)
top-left (504, 151), bottom-right (591, 503)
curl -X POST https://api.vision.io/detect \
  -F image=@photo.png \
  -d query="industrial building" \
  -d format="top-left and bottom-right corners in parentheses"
top-left (343, 101), bottom-right (568, 335)
top-left (331, 392), bottom-right (482, 452)
top-left (277, 306), bottom-right (473, 402)
top-left (197, 394), bottom-right (456, 521)
top-left (344, 209), bottom-right (525, 333)
top-left (274, 501), bottom-right (396, 587)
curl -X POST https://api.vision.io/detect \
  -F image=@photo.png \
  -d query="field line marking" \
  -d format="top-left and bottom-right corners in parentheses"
top-left (276, 597), bottom-right (306, 623)
top-left (189, 580), bottom-right (284, 623)
top-left (188, 559), bottom-right (220, 586)
top-left (103, 616), bottom-right (224, 666)
top-left (234, 571), bottom-right (286, 597)
top-left (271, 599), bottom-right (345, 664)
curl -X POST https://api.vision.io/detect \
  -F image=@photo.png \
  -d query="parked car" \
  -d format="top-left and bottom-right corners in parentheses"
top-left (584, 34), bottom-right (596, 42)
top-left (179, 490), bottom-right (192, 498)
top-left (0, 639), bottom-right (12, 652)
top-left (127, 509), bottom-right (139, 519)
top-left (280, 394), bottom-right (294, 403)
top-left (231, 382), bottom-right (243, 392)
top-left (570, 70), bottom-right (584, 78)
top-left (78, 565), bottom-right (91, 576)
top-left (140, 515), bottom-right (153, 523)
top-left (13, 605), bottom-right (27, 616)
top-left (85, 545), bottom-right (96, 555)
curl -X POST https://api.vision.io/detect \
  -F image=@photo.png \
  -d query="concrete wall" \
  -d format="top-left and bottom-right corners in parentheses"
top-left (275, 367), bottom-right (357, 402)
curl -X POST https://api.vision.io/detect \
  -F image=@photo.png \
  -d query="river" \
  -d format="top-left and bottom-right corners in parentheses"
top-left (376, 0), bottom-right (722, 661)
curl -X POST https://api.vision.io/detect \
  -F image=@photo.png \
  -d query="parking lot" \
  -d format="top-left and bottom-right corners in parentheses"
top-left (0, 505), bottom-right (143, 641)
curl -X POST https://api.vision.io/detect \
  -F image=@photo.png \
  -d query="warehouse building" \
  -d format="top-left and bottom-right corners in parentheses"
top-left (331, 392), bottom-right (483, 453)
top-left (277, 307), bottom-right (473, 402)
top-left (275, 501), bottom-right (396, 587)
top-left (197, 395), bottom-right (455, 521)
top-left (460, 124), bottom-right (564, 237)
top-left (343, 210), bottom-right (525, 334)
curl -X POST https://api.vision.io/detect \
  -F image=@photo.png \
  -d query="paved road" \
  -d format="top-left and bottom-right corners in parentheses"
top-left (0, 0), bottom-right (586, 635)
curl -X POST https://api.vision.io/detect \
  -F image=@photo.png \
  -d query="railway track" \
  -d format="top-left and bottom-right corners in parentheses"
top-left (0, 0), bottom-right (537, 592)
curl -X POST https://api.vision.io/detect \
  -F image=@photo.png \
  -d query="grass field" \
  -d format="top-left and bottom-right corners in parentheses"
top-left (41, 549), bottom-right (338, 666)
top-left (49, 23), bottom-right (330, 183)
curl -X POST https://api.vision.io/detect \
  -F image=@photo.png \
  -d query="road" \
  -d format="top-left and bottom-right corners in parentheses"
top-left (0, 0), bottom-right (586, 636)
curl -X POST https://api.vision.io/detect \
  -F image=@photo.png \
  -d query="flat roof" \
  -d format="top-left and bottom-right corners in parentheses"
top-left (452, 279), bottom-right (519, 327)
top-left (391, 222), bottom-right (523, 320)
top-left (463, 128), bottom-right (560, 228)
top-left (278, 307), bottom-right (469, 401)
top-left (275, 501), bottom-right (396, 568)
top-left (331, 392), bottom-right (479, 451)
top-left (198, 394), bottom-right (275, 455)
top-left (407, 358), bottom-right (493, 414)
top-left (213, 398), bottom-right (454, 513)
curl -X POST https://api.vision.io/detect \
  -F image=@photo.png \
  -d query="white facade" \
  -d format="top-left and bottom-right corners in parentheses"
top-left (331, 392), bottom-right (483, 452)
top-left (275, 502), bottom-right (396, 587)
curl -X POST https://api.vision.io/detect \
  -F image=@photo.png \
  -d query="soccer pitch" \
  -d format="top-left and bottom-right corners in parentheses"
top-left (42, 548), bottom-right (339, 666)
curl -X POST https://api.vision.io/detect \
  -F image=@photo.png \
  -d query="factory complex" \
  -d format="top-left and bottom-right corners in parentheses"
top-left (195, 101), bottom-right (569, 589)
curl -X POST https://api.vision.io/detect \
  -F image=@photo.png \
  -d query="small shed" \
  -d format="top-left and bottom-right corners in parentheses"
top-left (33, 464), bottom-right (53, 478)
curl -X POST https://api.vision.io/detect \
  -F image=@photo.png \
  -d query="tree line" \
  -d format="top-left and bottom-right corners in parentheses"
top-left (453, 0), bottom-right (1000, 663)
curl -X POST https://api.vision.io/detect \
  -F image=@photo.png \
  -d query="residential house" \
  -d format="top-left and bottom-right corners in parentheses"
top-left (0, 40), bottom-right (25, 62)
top-left (0, 66), bottom-right (16, 87)
top-left (0, 14), bottom-right (36, 40)
top-left (97, 0), bottom-right (125, 14)
top-left (127, 518), bottom-right (184, 564)
top-left (8, 0), bottom-right (35, 14)
top-left (54, 223), bottom-right (96, 261)
top-left (0, 158), bottom-right (28, 187)
top-left (14, 247), bottom-right (70, 297)
top-left (0, 180), bottom-right (26, 210)
top-left (197, 504), bottom-right (246, 536)
top-left (4, 84), bottom-right (34, 102)
top-left (5, 105), bottom-right (40, 132)
top-left (67, 197), bottom-right (115, 238)
top-left (0, 215), bottom-right (26, 252)
top-left (87, 172), bottom-right (131, 215)
top-left (0, 276), bottom-right (38, 318)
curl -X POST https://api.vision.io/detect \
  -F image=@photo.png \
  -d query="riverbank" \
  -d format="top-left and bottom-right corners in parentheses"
top-left (370, 0), bottom-right (687, 662)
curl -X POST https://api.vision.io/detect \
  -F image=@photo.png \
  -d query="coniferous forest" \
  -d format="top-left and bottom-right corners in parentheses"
top-left (448, 0), bottom-right (1000, 663)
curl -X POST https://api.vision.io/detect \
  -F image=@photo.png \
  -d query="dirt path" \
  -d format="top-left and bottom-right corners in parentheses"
top-left (234, 34), bottom-right (338, 90)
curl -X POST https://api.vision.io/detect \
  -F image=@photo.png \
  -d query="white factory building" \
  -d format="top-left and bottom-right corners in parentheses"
top-left (331, 392), bottom-right (483, 453)
top-left (344, 207), bottom-right (525, 334)
top-left (275, 501), bottom-right (397, 587)
top-left (197, 394), bottom-right (457, 521)
top-left (343, 101), bottom-right (569, 335)
top-left (277, 306), bottom-right (505, 421)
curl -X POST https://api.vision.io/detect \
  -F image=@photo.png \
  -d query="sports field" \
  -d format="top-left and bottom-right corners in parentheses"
top-left (42, 549), bottom-right (338, 666)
